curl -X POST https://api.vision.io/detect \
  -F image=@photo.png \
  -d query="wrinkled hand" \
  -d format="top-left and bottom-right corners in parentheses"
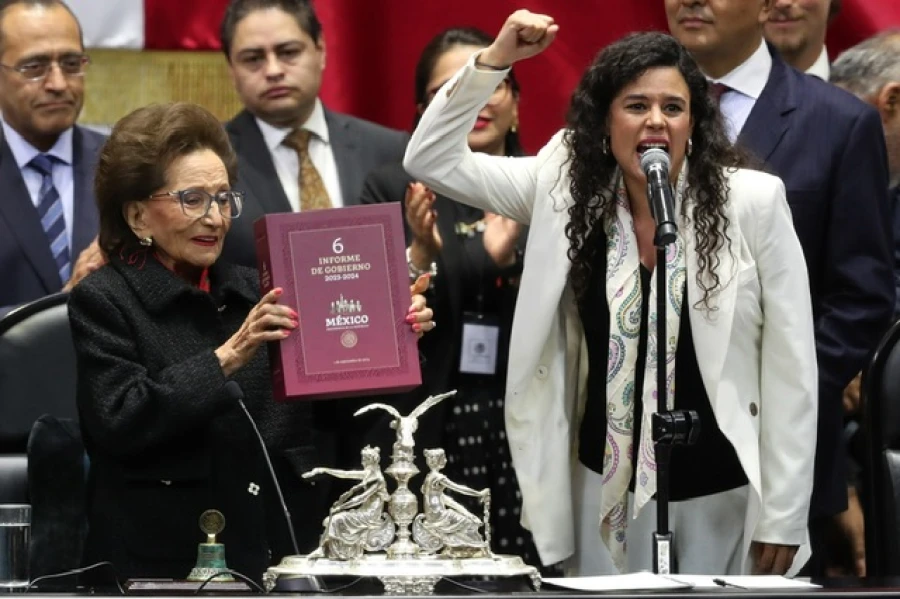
top-left (216, 287), bottom-right (298, 377)
top-left (843, 372), bottom-right (862, 415)
top-left (834, 486), bottom-right (866, 577)
top-left (479, 10), bottom-right (559, 68)
top-left (407, 274), bottom-right (435, 338)
top-left (482, 211), bottom-right (522, 268)
top-left (63, 237), bottom-right (106, 291)
top-left (751, 542), bottom-right (798, 575)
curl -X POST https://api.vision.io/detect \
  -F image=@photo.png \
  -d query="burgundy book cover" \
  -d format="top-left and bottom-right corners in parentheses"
top-left (254, 204), bottom-right (421, 401)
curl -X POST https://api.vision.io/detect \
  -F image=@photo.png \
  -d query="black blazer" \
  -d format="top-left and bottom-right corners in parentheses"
top-left (739, 53), bottom-right (895, 517)
top-left (0, 126), bottom-right (105, 315)
top-left (222, 109), bottom-right (409, 268)
top-left (68, 253), bottom-right (330, 582)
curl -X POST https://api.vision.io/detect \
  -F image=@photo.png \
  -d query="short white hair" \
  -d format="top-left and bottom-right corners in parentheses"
top-left (831, 30), bottom-right (900, 98)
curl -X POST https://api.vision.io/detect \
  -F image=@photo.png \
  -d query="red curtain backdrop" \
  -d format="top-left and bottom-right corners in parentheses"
top-left (143, 0), bottom-right (900, 152)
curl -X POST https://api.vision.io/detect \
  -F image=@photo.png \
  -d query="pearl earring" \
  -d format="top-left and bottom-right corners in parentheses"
top-left (139, 236), bottom-right (153, 247)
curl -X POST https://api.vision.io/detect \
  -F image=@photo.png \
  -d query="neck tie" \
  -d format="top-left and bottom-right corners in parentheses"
top-left (29, 154), bottom-right (71, 285)
top-left (284, 129), bottom-right (332, 212)
top-left (708, 82), bottom-right (732, 106)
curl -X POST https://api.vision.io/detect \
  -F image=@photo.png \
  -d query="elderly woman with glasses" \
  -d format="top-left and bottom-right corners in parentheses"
top-left (67, 102), bottom-right (434, 582)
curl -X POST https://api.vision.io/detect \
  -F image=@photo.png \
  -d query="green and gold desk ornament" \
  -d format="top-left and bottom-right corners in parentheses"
top-left (187, 509), bottom-right (234, 582)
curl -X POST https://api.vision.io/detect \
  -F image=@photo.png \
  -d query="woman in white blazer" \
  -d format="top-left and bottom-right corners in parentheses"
top-left (403, 10), bottom-right (817, 577)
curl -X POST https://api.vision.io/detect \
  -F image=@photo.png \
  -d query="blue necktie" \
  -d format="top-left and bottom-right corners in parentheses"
top-left (29, 154), bottom-right (71, 285)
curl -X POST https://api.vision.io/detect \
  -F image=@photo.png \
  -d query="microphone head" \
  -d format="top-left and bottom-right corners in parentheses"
top-left (640, 147), bottom-right (671, 173)
top-left (223, 380), bottom-right (245, 403)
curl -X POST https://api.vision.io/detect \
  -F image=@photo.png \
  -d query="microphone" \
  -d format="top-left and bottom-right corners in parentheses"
top-left (224, 381), bottom-right (301, 557)
top-left (639, 148), bottom-right (678, 245)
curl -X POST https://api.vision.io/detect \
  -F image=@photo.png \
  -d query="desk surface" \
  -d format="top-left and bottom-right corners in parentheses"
top-left (20, 577), bottom-right (900, 598)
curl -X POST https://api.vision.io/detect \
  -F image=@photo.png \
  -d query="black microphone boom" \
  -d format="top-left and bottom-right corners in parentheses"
top-left (640, 148), bottom-right (678, 246)
top-left (224, 380), bottom-right (301, 557)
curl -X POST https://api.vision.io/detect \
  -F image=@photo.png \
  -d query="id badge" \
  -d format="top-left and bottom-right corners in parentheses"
top-left (459, 312), bottom-right (500, 375)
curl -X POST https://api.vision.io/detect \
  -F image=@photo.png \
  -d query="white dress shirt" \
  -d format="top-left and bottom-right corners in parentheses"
top-left (711, 41), bottom-right (773, 143)
top-left (1, 118), bottom-right (75, 248)
top-left (806, 46), bottom-right (830, 81)
top-left (255, 98), bottom-right (344, 211)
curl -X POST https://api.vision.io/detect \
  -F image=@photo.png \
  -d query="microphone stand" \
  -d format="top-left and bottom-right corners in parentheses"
top-left (650, 196), bottom-right (700, 576)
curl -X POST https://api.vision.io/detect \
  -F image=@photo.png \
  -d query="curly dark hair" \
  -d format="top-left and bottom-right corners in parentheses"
top-left (564, 31), bottom-right (747, 309)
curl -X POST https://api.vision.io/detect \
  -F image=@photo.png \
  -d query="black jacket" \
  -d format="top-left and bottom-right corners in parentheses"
top-left (68, 250), bottom-right (330, 582)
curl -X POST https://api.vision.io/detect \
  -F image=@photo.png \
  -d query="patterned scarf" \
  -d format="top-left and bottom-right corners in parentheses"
top-left (598, 165), bottom-right (688, 571)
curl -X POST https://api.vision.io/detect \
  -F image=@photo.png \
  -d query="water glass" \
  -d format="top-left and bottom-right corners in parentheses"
top-left (0, 505), bottom-right (30, 592)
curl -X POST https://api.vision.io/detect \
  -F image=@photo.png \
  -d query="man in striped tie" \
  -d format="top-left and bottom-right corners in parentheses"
top-left (0, 0), bottom-right (107, 316)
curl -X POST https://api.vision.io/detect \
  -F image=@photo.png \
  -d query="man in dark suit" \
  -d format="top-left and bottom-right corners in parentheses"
top-left (0, 0), bottom-right (105, 316)
top-left (666, 0), bottom-right (894, 573)
top-left (827, 31), bottom-right (900, 576)
top-left (218, 0), bottom-right (409, 268)
top-left (832, 31), bottom-right (900, 315)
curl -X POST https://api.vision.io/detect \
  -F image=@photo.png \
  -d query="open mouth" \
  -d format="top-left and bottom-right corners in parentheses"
top-left (472, 116), bottom-right (492, 130)
top-left (637, 141), bottom-right (669, 154)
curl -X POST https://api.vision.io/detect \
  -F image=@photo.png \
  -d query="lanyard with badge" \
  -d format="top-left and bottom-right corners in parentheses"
top-left (456, 218), bottom-right (501, 376)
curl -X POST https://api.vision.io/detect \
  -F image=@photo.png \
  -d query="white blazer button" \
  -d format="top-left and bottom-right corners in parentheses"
top-left (749, 402), bottom-right (759, 417)
top-left (536, 365), bottom-right (549, 380)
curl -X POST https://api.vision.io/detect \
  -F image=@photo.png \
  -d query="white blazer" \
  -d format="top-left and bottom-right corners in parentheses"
top-left (404, 54), bottom-right (818, 573)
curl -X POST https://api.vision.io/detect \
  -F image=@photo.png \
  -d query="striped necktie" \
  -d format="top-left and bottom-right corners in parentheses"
top-left (283, 129), bottom-right (333, 211)
top-left (29, 154), bottom-right (71, 285)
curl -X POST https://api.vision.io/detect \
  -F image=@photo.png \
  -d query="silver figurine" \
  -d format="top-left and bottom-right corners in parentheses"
top-left (303, 446), bottom-right (394, 560)
top-left (413, 448), bottom-right (491, 558)
top-left (265, 391), bottom-right (540, 595)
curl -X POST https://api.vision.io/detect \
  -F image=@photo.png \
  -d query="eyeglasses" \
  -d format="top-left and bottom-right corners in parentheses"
top-left (148, 190), bottom-right (244, 220)
top-left (0, 53), bottom-right (90, 82)
top-left (425, 77), bottom-right (512, 106)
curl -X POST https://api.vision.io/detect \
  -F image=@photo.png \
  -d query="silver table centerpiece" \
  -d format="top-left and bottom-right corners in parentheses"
top-left (263, 391), bottom-right (541, 595)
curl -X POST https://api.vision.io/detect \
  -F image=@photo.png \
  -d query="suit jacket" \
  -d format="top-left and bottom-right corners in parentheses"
top-left (0, 125), bottom-right (105, 315)
top-left (738, 53), bottom-right (895, 517)
top-left (69, 254), bottom-right (328, 581)
top-left (404, 59), bottom-right (818, 573)
top-left (222, 108), bottom-right (409, 268)
top-left (892, 186), bottom-right (900, 317)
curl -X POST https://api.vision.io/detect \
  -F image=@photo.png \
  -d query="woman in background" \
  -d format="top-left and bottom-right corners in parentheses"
top-left (361, 27), bottom-right (538, 566)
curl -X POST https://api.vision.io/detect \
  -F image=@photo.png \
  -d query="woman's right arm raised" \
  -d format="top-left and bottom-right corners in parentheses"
top-left (403, 11), bottom-right (560, 225)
